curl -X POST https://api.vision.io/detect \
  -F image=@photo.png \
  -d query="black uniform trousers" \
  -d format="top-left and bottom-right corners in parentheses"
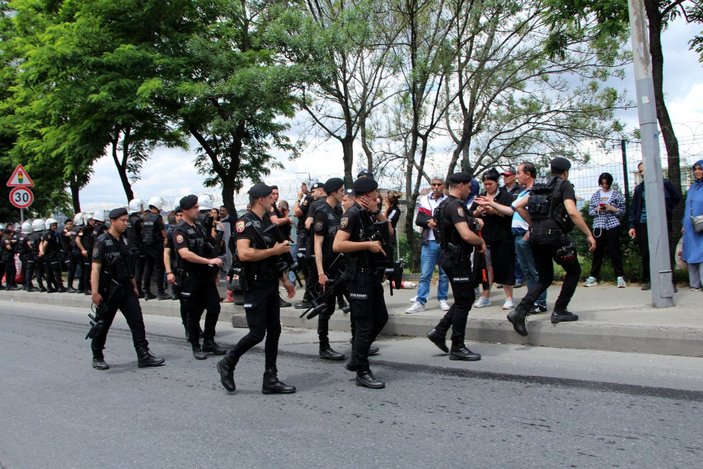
top-left (142, 246), bottom-right (166, 294)
top-left (434, 268), bottom-right (475, 345)
top-left (67, 249), bottom-right (82, 288)
top-left (589, 226), bottom-right (624, 279)
top-left (91, 286), bottom-right (148, 358)
top-left (2, 256), bottom-right (16, 287)
top-left (182, 272), bottom-right (221, 345)
top-left (346, 272), bottom-right (388, 372)
top-left (45, 253), bottom-right (64, 290)
top-left (227, 279), bottom-right (281, 369)
top-left (516, 234), bottom-right (580, 314)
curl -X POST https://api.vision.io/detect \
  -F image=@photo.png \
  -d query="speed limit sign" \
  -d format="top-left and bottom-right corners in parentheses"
top-left (9, 186), bottom-right (34, 209)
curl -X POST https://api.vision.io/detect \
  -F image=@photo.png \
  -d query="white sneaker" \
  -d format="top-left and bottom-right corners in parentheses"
top-left (502, 299), bottom-right (514, 310)
top-left (616, 277), bottom-right (627, 288)
top-left (409, 296), bottom-right (417, 304)
top-left (473, 297), bottom-right (491, 308)
top-left (584, 276), bottom-right (598, 287)
top-left (405, 301), bottom-right (426, 314)
top-left (439, 299), bottom-right (451, 311)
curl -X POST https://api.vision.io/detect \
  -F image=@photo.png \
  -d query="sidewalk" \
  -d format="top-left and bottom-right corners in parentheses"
top-left (2, 281), bottom-right (701, 357)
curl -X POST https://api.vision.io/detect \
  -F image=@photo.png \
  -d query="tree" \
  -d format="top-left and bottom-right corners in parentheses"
top-left (289, 0), bottom-right (401, 185)
top-left (444, 0), bottom-right (626, 176)
top-left (6, 0), bottom-right (187, 207)
top-left (141, 0), bottom-right (306, 214)
top-left (543, 0), bottom-right (703, 235)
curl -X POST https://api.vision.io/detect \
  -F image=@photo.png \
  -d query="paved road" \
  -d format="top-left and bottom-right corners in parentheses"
top-left (1, 303), bottom-right (701, 468)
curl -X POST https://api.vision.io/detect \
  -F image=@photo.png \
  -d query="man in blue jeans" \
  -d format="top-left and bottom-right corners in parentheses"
top-left (512, 162), bottom-right (547, 313)
top-left (407, 177), bottom-right (450, 313)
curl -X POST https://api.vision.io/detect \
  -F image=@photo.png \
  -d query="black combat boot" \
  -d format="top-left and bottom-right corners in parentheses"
top-left (427, 329), bottom-right (449, 353)
top-left (192, 344), bottom-right (207, 360)
top-left (136, 347), bottom-right (165, 368)
top-left (91, 356), bottom-right (110, 370)
top-left (202, 337), bottom-right (226, 355)
top-left (144, 290), bottom-right (156, 300)
top-left (449, 343), bottom-right (481, 361)
top-left (262, 368), bottom-right (296, 394)
top-left (507, 306), bottom-right (528, 336)
top-left (319, 337), bottom-right (345, 361)
top-left (217, 356), bottom-right (237, 392)
top-left (356, 369), bottom-right (385, 389)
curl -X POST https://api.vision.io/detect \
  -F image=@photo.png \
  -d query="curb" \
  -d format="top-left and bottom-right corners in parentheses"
top-left (3, 290), bottom-right (702, 358)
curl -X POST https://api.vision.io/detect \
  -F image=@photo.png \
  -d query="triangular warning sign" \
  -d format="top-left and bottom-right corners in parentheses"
top-left (6, 164), bottom-right (34, 187)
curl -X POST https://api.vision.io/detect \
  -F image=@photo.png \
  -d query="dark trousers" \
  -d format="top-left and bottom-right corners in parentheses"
top-left (347, 277), bottom-right (388, 372)
top-left (142, 248), bottom-right (165, 294)
top-left (45, 255), bottom-right (64, 290)
top-left (517, 236), bottom-right (581, 313)
top-left (434, 273), bottom-right (475, 345)
top-left (91, 287), bottom-right (148, 358)
top-left (67, 250), bottom-right (81, 288)
top-left (590, 227), bottom-right (624, 279)
top-left (182, 275), bottom-right (221, 345)
top-left (81, 257), bottom-right (92, 292)
top-left (227, 280), bottom-right (281, 369)
top-left (3, 257), bottom-right (16, 287)
top-left (24, 259), bottom-right (35, 289)
top-left (317, 294), bottom-right (337, 341)
top-left (636, 222), bottom-right (677, 285)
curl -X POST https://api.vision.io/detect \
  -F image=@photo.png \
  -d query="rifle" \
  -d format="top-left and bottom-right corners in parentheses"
top-left (300, 254), bottom-right (346, 319)
top-left (358, 208), bottom-right (397, 295)
top-left (262, 224), bottom-right (303, 288)
top-left (85, 279), bottom-right (122, 339)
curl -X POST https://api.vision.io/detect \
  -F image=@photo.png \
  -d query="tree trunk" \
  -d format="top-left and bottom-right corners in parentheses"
top-left (645, 0), bottom-right (683, 239)
top-left (111, 134), bottom-right (134, 202)
top-left (341, 135), bottom-right (354, 187)
top-left (69, 173), bottom-right (81, 213)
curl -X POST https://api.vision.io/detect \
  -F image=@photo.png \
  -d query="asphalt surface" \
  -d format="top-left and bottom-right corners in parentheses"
top-left (1, 302), bottom-right (702, 468)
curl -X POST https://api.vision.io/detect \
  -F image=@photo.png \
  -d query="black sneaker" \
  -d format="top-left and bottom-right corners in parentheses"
top-left (529, 304), bottom-right (548, 315)
top-left (279, 298), bottom-right (292, 308)
top-left (551, 310), bottom-right (579, 324)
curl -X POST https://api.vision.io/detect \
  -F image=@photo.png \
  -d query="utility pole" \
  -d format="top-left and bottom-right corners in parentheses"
top-left (627, 0), bottom-right (674, 307)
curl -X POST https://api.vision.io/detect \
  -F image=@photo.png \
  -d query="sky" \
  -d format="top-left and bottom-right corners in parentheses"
top-left (75, 19), bottom-right (703, 213)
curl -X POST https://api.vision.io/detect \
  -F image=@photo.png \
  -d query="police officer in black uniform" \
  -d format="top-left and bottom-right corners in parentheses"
top-left (25, 219), bottom-right (46, 292)
top-left (41, 218), bottom-right (66, 292)
top-left (173, 195), bottom-right (226, 360)
top-left (478, 157), bottom-right (596, 336)
top-left (311, 177), bottom-right (347, 360)
top-left (2, 227), bottom-right (19, 290)
top-left (163, 206), bottom-right (189, 336)
top-left (333, 177), bottom-right (392, 389)
top-left (426, 172), bottom-right (486, 361)
top-left (217, 183), bottom-right (296, 394)
top-left (125, 199), bottom-right (146, 297)
top-left (89, 208), bottom-right (165, 370)
top-left (60, 219), bottom-right (74, 291)
top-left (141, 197), bottom-right (169, 300)
top-left (76, 214), bottom-right (96, 294)
top-left (291, 182), bottom-right (322, 309)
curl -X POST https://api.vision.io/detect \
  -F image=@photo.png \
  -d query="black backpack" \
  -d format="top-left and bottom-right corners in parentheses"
top-left (527, 176), bottom-right (573, 233)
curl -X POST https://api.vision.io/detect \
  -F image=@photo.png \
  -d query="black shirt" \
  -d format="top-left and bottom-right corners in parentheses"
top-left (235, 210), bottom-right (278, 276)
top-left (173, 219), bottom-right (210, 274)
top-left (313, 201), bottom-right (341, 268)
top-left (92, 232), bottom-right (132, 285)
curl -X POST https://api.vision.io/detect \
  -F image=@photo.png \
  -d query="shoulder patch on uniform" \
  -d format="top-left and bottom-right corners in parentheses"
top-left (175, 234), bottom-right (184, 244)
top-left (236, 220), bottom-right (246, 233)
top-left (457, 207), bottom-right (465, 217)
top-left (92, 247), bottom-right (99, 258)
top-left (340, 217), bottom-right (349, 229)
top-left (315, 221), bottom-right (323, 231)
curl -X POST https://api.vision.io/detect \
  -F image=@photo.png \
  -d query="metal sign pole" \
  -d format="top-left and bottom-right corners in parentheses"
top-left (21, 208), bottom-right (24, 223)
top-left (627, 0), bottom-right (674, 307)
